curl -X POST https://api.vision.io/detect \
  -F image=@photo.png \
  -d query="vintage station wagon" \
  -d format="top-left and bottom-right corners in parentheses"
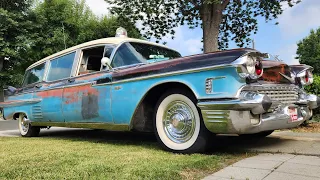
top-left (1, 28), bottom-right (319, 153)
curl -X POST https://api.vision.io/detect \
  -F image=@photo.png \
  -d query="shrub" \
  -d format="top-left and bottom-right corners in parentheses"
top-left (305, 74), bottom-right (320, 95)
top-left (305, 74), bottom-right (320, 121)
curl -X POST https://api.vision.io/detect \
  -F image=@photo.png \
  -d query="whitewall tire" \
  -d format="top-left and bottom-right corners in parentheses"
top-left (18, 113), bottom-right (40, 137)
top-left (154, 90), bottom-right (209, 153)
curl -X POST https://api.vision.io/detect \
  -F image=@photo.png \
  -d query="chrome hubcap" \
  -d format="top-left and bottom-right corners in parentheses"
top-left (163, 101), bottom-right (196, 143)
top-left (20, 117), bottom-right (29, 133)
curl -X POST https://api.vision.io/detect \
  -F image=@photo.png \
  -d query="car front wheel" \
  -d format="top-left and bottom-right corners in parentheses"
top-left (154, 90), bottom-right (209, 153)
top-left (18, 113), bottom-right (40, 137)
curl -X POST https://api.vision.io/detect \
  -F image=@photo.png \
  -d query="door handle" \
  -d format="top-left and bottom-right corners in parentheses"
top-left (68, 79), bottom-right (75, 83)
top-left (35, 84), bottom-right (42, 88)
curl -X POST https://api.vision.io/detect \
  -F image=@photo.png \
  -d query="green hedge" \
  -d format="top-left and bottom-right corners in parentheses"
top-left (305, 74), bottom-right (320, 95)
top-left (305, 75), bottom-right (320, 120)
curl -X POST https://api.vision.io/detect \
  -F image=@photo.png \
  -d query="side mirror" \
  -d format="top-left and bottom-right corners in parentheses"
top-left (3, 86), bottom-right (17, 96)
top-left (101, 57), bottom-right (112, 70)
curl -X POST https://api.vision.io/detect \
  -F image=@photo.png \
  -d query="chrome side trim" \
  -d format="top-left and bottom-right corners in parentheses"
top-left (94, 64), bottom-right (234, 86)
top-left (63, 82), bottom-right (93, 89)
top-left (0, 99), bottom-right (42, 108)
top-left (33, 82), bottom-right (93, 93)
top-left (31, 122), bottom-right (130, 131)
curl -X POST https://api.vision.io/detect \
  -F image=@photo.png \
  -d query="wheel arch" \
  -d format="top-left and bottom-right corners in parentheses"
top-left (13, 111), bottom-right (29, 120)
top-left (130, 80), bottom-right (198, 132)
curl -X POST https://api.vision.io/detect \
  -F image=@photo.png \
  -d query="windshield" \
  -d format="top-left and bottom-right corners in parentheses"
top-left (23, 63), bottom-right (46, 86)
top-left (111, 42), bottom-right (181, 68)
top-left (129, 42), bottom-right (181, 63)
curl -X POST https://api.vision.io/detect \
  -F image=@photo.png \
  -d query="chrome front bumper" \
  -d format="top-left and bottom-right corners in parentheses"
top-left (198, 91), bottom-right (320, 134)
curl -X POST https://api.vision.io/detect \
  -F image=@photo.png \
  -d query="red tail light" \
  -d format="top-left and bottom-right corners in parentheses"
top-left (305, 71), bottom-right (309, 83)
top-left (298, 70), bottom-right (313, 86)
top-left (255, 62), bottom-right (263, 76)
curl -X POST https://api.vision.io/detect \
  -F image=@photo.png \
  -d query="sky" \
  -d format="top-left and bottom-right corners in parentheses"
top-left (86, 0), bottom-right (320, 65)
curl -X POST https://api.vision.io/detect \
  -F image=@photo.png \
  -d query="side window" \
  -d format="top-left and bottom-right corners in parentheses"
top-left (78, 45), bottom-right (115, 75)
top-left (47, 52), bottom-right (75, 81)
top-left (111, 43), bottom-right (145, 68)
top-left (23, 63), bottom-right (46, 86)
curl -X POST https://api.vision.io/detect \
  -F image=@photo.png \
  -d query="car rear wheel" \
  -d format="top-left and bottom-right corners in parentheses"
top-left (154, 89), bottom-right (209, 153)
top-left (18, 113), bottom-right (40, 137)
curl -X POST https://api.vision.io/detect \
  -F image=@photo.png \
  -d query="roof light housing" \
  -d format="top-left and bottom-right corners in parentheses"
top-left (115, 27), bottom-right (128, 38)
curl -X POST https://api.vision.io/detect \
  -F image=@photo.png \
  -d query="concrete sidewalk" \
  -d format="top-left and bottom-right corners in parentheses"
top-left (204, 153), bottom-right (320, 180)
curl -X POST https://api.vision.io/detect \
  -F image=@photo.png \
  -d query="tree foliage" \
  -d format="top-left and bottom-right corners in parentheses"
top-left (304, 74), bottom-right (320, 117)
top-left (0, 0), bottom-right (34, 86)
top-left (296, 28), bottom-right (320, 74)
top-left (106, 0), bottom-right (300, 52)
top-left (0, 0), bottom-right (141, 87)
top-left (28, 0), bottom-right (141, 63)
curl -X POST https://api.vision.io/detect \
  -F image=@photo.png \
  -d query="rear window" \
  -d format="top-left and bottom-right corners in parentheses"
top-left (47, 52), bottom-right (75, 81)
top-left (23, 63), bottom-right (46, 86)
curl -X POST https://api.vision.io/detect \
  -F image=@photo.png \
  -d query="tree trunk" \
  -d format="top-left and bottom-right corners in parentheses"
top-left (201, 3), bottom-right (223, 53)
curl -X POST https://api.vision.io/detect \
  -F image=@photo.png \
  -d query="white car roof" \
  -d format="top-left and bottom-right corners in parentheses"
top-left (27, 37), bottom-right (175, 70)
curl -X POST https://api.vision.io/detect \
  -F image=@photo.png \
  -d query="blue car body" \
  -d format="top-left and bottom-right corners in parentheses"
top-left (0, 37), bottom-right (318, 140)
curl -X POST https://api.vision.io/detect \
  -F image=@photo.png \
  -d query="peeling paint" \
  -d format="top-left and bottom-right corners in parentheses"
top-left (36, 89), bottom-right (63, 98)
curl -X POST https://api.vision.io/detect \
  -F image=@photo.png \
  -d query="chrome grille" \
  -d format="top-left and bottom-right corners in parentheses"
top-left (243, 85), bottom-right (299, 107)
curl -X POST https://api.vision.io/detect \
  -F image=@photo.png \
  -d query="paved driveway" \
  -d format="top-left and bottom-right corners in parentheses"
top-left (213, 131), bottom-right (320, 156)
top-left (204, 153), bottom-right (320, 180)
top-left (0, 120), bottom-right (17, 131)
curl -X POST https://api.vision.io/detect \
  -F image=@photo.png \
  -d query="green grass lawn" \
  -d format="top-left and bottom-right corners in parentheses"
top-left (0, 136), bottom-right (248, 180)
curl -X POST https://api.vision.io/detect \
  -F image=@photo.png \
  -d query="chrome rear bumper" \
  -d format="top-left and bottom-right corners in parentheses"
top-left (198, 90), bottom-right (319, 134)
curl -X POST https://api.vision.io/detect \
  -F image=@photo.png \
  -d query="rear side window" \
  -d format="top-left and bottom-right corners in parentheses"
top-left (23, 63), bottom-right (46, 86)
top-left (47, 52), bottom-right (75, 81)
